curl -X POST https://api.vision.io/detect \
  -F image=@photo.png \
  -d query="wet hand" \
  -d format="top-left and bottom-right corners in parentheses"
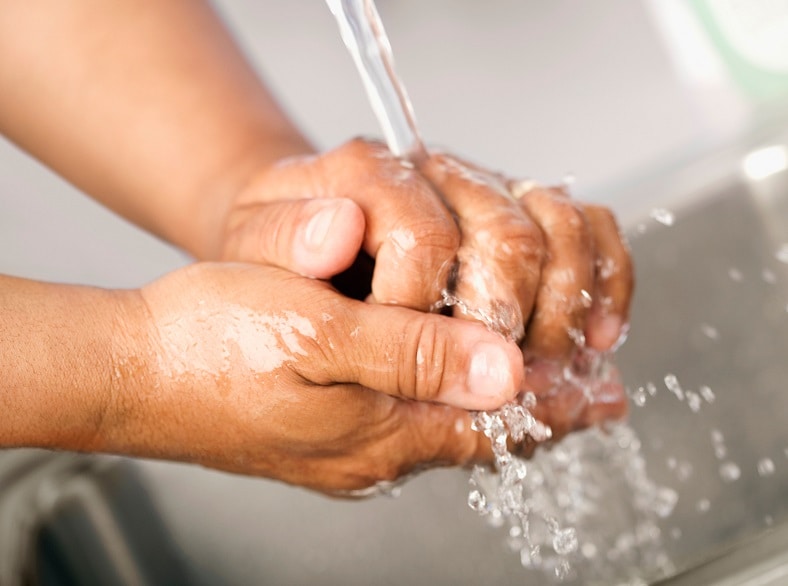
top-left (104, 263), bottom-right (523, 492)
top-left (219, 138), bottom-right (459, 311)
top-left (421, 154), bottom-right (634, 358)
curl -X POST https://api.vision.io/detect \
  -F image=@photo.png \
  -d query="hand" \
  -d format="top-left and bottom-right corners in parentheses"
top-left (102, 263), bottom-right (524, 492)
top-left (215, 138), bottom-right (633, 452)
top-left (218, 139), bottom-right (633, 359)
top-left (421, 154), bottom-right (634, 357)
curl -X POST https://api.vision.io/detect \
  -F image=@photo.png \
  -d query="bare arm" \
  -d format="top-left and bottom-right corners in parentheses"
top-left (0, 0), bottom-right (313, 259)
top-left (0, 265), bottom-right (533, 491)
top-left (0, 274), bottom-right (134, 449)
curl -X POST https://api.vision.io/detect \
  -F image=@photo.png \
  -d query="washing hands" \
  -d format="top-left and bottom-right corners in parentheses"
top-left (0, 0), bottom-right (632, 492)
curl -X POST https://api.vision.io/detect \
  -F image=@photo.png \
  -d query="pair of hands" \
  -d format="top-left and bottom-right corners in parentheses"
top-left (114, 138), bottom-right (632, 493)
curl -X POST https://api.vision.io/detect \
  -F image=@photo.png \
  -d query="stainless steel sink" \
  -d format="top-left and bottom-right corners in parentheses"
top-left (3, 124), bottom-right (788, 585)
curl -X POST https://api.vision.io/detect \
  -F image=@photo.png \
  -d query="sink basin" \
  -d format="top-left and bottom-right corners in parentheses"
top-left (2, 125), bottom-right (788, 585)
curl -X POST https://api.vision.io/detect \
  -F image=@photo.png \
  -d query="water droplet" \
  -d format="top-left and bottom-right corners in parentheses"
top-left (685, 391), bottom-right (702, 412)
top-left (468, 490), bottom-right (487, 512)
top-left (555, 558), bottom-right (572, 580)
top-left (700, 324), bottom-right (719, 340)
top-left (757, 458), bottom-right (776, 477)
top-left (646, 382), bottom-right (658, 396)
top-left (502, 460), bottom-right (528, 485)
top-left (699, 385), bottom-right (716, 403)
top-left (650, 208), bottom-right (675, 226)
top-left (697, 498), bottom-right (711, 513)
top-left (664, 374), bottom-right (684, 401)
top-left (628, 386), bottom-right (648, 407)
top-left (762, 268), bottom-right (777, 284)
top-left (676, 461), bottom-right (693, 482)
top-left (567, 327), bottom-right (586, 347)
top-left (581, 542), bottom-right (598, 559)
top-left (776, 243), bottom-right (788, 264)
top-left (728, 268), bottom-right (743, 282)
top-left (719, 461), bottom-right (741, 483)
top-left (552, 527), bottom-right (579, 555)
top-left (765, 515), bottom-right (775, 526)
top-left (653, 487), bottom-right (678, 518)
top-left (670, 527), bottom-right (682, 540)
top-left (520, 546), bottom-right (535, 568)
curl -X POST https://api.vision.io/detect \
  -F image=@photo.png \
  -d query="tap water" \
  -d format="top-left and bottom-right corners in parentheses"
top-left (325, 0), bottom-right (424, 160)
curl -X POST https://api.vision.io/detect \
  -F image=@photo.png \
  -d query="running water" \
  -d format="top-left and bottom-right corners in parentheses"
top-left (325, 0), bottom-right (425, 160)
top-left (326, 1), bottom-right (675, 582)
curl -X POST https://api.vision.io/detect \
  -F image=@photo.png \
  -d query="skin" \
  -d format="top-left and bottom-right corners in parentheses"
top-left (0, 0), bottom-right (634, 492)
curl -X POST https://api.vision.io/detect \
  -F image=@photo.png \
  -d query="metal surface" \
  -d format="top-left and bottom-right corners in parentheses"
top-left (0, 452), bottom-right (190, 586)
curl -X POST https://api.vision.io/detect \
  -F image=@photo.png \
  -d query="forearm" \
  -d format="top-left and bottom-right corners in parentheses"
top-left (0, 0), bottom-right (313, 259)
top-left (0, 274), bottom-right (142, 451)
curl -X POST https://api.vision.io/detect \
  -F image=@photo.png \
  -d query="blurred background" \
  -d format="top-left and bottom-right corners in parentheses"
top-left (2, 1), bottom-right (788, 584)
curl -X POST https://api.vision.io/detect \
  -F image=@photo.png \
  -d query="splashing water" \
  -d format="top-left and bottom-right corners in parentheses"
top-left (650, 208), bottom-right (676, 226)
top-left (326, 0), bottom-right (676, 581)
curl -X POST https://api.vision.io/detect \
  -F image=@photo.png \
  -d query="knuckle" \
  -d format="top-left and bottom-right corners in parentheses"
top-left (557, 200), bottom-right (591, 236)
top-left (339, 136), bottom-right (388, 161)
top-left (405, 317), bottom-right (448, 402)
top-left (407, 216), bottom-right (460, 259)
top-left (487, 214), bottom-right (545, 270)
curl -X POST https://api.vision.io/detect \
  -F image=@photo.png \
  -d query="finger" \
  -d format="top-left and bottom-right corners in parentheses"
top-left (238, 139), bottom-right (461, 310)
top-left (311, 298), bottom-right (525, 411)
top-left (524, 355), bottom-right (628, 439)
top-left (318, 139), bottom-right (460, 310)
top-left (420, 153), bottom-right (543, 341)
top-left (222, 198), bottom-right (365, 279)
top-left (316, 401), bottom-right (488, 494)
top-left (581, 204), bottom-right (634, 351)
top-left (529, 379), bottom-right (629, 440)
top-left (399, 403), bottom-right (489, 467)
top-left (517, 186), bottom-right (596, 358)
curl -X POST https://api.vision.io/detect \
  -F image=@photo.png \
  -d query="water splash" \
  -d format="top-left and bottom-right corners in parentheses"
top-left (650, 208), bottom-right (675, 226)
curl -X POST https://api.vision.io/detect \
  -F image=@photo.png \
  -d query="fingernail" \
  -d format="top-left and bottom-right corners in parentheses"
top-left (304, 204), bottom-right (339, 250)
top-left (467, 342), bottom-right (513, 397)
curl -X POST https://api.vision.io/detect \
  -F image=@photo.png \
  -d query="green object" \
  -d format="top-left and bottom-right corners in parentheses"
top-left (690, 0), bottom-right (788, 102)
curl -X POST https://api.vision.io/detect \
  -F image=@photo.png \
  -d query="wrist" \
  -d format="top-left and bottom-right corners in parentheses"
top-left (0, 278), bottom-right (141, 452)
top-left (84, 287), bottom-right (160, 455)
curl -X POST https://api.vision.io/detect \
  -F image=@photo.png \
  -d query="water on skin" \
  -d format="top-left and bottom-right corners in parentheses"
top-left (156, 307), bottom-right (316, 379)
top-left (388, 228), bottom-right (416, 257)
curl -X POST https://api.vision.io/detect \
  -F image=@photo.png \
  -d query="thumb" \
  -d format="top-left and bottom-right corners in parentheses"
top-left (223, 198), bottom-right (365, 279)
top-left (316, 301), bottom-right (524, 410)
